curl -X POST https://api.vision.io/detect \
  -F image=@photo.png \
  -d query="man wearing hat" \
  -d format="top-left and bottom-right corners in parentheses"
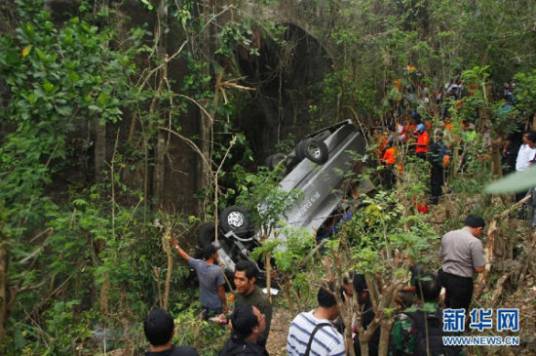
top-left (414, 123), bottom-right (430, 159)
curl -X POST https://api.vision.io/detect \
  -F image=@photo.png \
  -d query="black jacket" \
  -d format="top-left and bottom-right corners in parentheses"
top-left (145, 345), bottom-right (199, 356)
top-left (219, 335), bottom-right (268, 356)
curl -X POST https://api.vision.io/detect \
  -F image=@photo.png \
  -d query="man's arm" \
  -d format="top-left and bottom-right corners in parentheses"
top-left (214, 268), bottom-right (227, 313)
top-left (259, 298), bottom-right (273, 343)
top-left (474, 266), bottom-right (485, 273)
top-left (171, 239), bottom-right (191, 262)
top-left (217, 284), bottom-right (227, 313)
top-left (328, 333), bottom-right (347, 356)
top-left (472, 240), bottom-right (486, 274)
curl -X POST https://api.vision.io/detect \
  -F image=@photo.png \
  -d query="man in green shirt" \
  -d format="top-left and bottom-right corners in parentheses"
top-left (390, 272), bottom-right (461, 356)
top-left (233, 260), bottom-right (272, 347)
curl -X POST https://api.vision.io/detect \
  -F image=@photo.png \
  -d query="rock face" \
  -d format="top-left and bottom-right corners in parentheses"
top-left (13, 1), bottom-right (336, 215)
top-left (236, 23), bottom-right (332, 161)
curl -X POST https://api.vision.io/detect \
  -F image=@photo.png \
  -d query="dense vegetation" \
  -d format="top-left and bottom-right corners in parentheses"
top-left (1, 0), bottom-right (536, 355)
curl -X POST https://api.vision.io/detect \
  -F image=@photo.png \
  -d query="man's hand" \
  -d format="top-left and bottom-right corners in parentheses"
top-left (170, 238), bottom-right (190, 262)
top-left (170, 238), bottom-right (180, 250)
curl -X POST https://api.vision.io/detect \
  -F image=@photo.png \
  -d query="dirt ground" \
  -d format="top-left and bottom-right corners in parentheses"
top-left (266, 308), bottom-right (293, 356)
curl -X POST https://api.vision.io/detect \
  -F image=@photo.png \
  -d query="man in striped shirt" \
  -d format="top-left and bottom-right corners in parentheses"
top-left (287, 287), bottom-right (346, 356)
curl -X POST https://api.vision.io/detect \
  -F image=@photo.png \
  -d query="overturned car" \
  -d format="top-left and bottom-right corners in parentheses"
top-left (197, 120), bottom-right (366, 275)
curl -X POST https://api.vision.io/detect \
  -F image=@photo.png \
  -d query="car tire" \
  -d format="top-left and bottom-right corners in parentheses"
top-left (219, 205), bottom-right (251, 236)
top-left (295, 139), bottom-right (308, 160)
top-left (303, 138), bottom-right (329, 164)
top-left (265, 153), bottom-right (286, 170)
top-left (197, 222), bottom-right (216, 248)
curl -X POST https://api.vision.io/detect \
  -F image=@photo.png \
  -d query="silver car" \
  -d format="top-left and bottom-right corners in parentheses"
top-left (199, 120), bottom-right (366, 273)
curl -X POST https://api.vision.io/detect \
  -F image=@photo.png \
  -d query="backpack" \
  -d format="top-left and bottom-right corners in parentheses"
top-left (406, 310), bottom-right (445, 356)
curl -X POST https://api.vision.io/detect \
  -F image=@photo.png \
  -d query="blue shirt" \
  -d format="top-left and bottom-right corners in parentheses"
top-left (188, 258), bottom-right (225, 310)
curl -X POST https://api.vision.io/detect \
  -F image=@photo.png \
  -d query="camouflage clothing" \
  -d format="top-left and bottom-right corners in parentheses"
top-left (389, 302), bottom-right (438, 356)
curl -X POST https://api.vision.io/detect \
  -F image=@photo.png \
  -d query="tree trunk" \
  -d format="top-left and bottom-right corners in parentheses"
top-left (359, 336), bottom-right (370, 356)
top-left (265, 252), bottom-right (272, 303)
top-left (143, 137), bottom-right (150, 226)
top-left (491, 139), bottom-right (503, 177)
top-left (344, 312), bottom-right (356, 356)
top-left (95, 119), bottom-right (109, 315)
top-left (162, 228), bottom-right (173, 309)
top-left (94, 119), bottom-right (106, 181)
top-left (377, 321), bottom-right (392, 356)
top-left (283, 280), bottom-right (294, 312)
top-left (0, 241), bottom-right (7, 342)
top-left (153, 0), bottom-right (169, 208)
top-left (94, 1), bottom-right (111, 317)
top-left (198, 111), bottom-right (212, 216)
top-left (155, 127), bottom-right (166, 207)
top-left (99, 275), bottom-right (110, 316)
top-left (195, 0), bottom-right (218, 217)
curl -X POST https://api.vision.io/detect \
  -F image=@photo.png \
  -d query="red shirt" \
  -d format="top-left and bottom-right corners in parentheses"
top-left (416, 131), bottom-right (430, 154)
top-left (382, 147), bottom-right (397, 165)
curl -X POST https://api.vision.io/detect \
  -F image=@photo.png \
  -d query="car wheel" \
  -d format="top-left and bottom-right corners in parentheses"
top-left (265, 153), bottom-right (286, 170)
top-left (197, 222), bottom-right (216, 248)
top-left (304, 138), bottom-right (329, 164)
top-left (295, 139), bottom-right (308, 160)
top-left (219, 205), bottom-right (251, 236)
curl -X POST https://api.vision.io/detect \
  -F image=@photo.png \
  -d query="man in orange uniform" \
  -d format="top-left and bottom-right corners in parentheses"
top-left (382, 145), bottom-right (397, 165)
top-left (381, 141), bottom-right (397, 188)
top-left (414, 123), bottom-right (430, 159)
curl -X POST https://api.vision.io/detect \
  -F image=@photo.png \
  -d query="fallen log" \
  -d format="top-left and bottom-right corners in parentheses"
top-left (474, 195), bottom-right (531, 300)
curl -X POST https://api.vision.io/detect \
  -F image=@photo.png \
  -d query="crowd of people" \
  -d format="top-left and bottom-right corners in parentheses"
top-left (139, 213), bottom-right (487, 356)
top-left (377, 68), bottom-right (533, 212)
top-left (140, 69), bottom-right (532, 355)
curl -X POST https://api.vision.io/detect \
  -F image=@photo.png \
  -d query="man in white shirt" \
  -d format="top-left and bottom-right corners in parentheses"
top-left (515, 132), bottom-right (536, 202)
top-left (287, 287), bottom-right (346, 356)
top-left (515, 131), bottom-right (536, 172)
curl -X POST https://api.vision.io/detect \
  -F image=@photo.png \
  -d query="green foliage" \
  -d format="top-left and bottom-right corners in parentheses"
top-left (42, 301), bottom-right (94, 355)
top-left (320, 68), bottom-right (379, 121)
top-left (458, 65), bottom-right (522, 135)
top-left (0, 2), bottom-right (189, 354)
top-left (173, 307), bottom-right (227, 355)
top-left (139, 0), bottom-right (154, 11)
top-left (514, 69), bottom-right (536, 116)
top-left (397, 157), bottom-right (430, 201)
top-left (268, 228), bottom-right (316, 274)
top-left (339, 191), bottom-right (438, 273)
top-left (2, 0), bottom-right (536, 354)
top-left (0, 2), bottom-right (139, 236)
top-left (313, 0), bottom-right (536, 123)
top-left (236, 168), bottom-right (299, 234)
top-left (181, 54), bottom-right (213, 99)
top-left (216, 21), bottom-right (259, 57)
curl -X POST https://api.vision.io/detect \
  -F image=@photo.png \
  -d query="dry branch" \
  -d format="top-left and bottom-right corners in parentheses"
top-left (159, 127), bottom-right (213, 176)
top-left (136, 40), bottom-right (189, 91)
top-left (474, 194), bottom-right (531, 299)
